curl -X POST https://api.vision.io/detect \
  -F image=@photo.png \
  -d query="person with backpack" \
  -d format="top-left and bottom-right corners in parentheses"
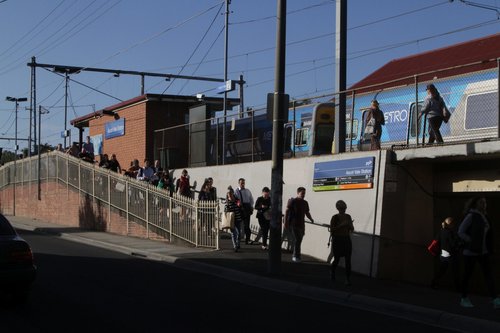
top-left (284, 187), bottom-right (314, 263)
top-left (364, 99), bottom-right (385, 150)
top-left (176, 169), bottom-right (193, 198)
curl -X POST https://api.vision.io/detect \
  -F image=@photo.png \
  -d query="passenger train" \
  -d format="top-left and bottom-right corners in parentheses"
top-left (214, 69), bottom-right (498, 163)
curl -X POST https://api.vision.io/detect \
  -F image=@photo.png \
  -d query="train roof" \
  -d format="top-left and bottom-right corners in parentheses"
top-left (350, 32), bottom-right (500, 94)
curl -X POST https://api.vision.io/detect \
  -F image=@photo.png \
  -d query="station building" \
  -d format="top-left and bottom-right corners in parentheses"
top-left (70, 94), bottom-right (239, 169)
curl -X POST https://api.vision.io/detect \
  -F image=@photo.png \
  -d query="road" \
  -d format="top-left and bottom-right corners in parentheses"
top-left (0, 229), bottom-right (456, 333)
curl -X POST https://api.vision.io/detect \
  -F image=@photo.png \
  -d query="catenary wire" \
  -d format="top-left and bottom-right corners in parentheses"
top-left (162, 2), bottom-right (224, 94)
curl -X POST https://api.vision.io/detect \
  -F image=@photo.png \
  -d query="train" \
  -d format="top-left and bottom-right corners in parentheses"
top-left (211, 68), bottom-right (498, 164)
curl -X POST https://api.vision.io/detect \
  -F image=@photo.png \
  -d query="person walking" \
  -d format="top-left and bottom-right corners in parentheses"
top-left (364, 100), bottom-right (385, 150)
top-left (430, 217), bottom-right (460, 290)
top-left (420, 84), bottom-right (448, 144)
top-left (254, 187), bottom-right (271, 250)
top-left (329, 200), bottom-right (354, 286)
top-left (285, 187), bottom-right (314, 263)
top-left (458, 196), bottom-right (500, 308)
top-left (225, 189), bottom-right (243, 252)
top-left (234, 178), bottom-right (254, 245)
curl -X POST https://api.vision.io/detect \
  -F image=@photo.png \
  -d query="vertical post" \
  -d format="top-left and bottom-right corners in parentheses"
top-left (349, 90), bottom-right (355, 152)
top-left (169, 195), bottom-right (173, 241)
top-left (222, 0), bottom-right (230, 165)
top-left (292, 101), bottom-right (296, 157)
top-left (32, 57), bottom-right (37, 156)
top-left (126, 181), bottom-right (129, 235)
top-left (38, 106), bottom-right (42, 200)
top-left (497, 58), bottom-right (499, 138)
top-left (64, 72), bottom-right (69, 148)
top-left (146, 188), bottom-right (149, 239)
top-left (334, 0), bottom-right (347, 154)
top-left (238, 74), bottom-right (244, 117)
top-left (195, 199), bottom-right (199, 246)
top-left (414, 75), bottom-right (421, 146)
top-left (141, 74), bottom-right (145, 95)
top-left (13, 101), bottom-right (18, 216)
top-left (269, 0), bottom-right (287, 276)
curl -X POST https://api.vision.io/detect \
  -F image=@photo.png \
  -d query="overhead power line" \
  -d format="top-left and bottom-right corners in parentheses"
top-left (163, 2), bottom-right (224, 94)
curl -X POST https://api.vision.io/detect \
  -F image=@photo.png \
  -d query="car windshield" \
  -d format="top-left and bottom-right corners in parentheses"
top-left (0, 215), bottom-right (16, 236)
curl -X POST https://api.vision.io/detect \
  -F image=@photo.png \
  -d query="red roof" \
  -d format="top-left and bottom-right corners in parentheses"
top-left (349, 33), bottom-right (500, 93)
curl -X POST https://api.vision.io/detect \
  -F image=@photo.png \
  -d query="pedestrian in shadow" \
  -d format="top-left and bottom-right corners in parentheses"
top-left (329, 200), bottom-right (354, 286)
top-left (430, 217), bottom-right (460, 290)
top-left (458, 196), bottom-right (500, 308)
top-left (255, 187), bottom-right (271, 250)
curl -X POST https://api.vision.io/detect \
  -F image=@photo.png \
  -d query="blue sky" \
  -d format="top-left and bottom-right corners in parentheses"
top-left (0, 0), bottom-right (499, 150)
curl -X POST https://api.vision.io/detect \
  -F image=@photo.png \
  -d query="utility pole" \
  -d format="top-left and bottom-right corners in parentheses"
top-left (268, 0), bottom-right (287, 276)
top-left (334, 0), bottom-right (347, 154)
top-left (64, 71), bottom-right (69, 148)
top-left (31, 57), bottom-right (37, 155)
top-left (222, 0), bottom-right (230, 165)
top-left (6, 96), bottom-right (28, 216)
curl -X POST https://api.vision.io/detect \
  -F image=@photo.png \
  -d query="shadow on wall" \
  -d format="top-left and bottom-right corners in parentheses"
top-left (78, 193), bottom-right (106, 231)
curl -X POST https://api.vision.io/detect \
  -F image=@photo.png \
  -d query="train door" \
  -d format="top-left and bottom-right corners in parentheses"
top-left (310, 103), bottom-right (335, 155)
top-left (408, 101), bottom-right (428, 145)
top-left (358, 110), bottom-right (372, 151)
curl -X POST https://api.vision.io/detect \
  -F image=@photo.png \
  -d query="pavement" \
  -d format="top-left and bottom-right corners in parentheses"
top-left (7, 215), bottom-right (500, 333)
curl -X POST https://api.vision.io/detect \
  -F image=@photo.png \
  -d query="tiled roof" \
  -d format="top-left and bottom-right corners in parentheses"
top-left (349, 33), bottom-right (500, 93)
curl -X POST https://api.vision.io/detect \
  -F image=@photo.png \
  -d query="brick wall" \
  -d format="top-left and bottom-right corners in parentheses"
top-left (0, 181), bottom-right (164, 240)
top-left (88, 101), bottom-right (147, 172)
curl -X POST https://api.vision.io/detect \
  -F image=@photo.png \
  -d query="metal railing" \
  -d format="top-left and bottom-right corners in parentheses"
top-left (154, 60), bottom-right (499, 165)
top-left (0, 151), bottom-right (220, 249)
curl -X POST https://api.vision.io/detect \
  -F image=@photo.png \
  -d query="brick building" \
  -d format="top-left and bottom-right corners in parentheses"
top-left (70, 94), bottom-right (239, 170)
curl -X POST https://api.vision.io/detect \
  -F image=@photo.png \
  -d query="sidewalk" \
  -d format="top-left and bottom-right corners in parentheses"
top-left (8, 215), bottom-right (500, 333)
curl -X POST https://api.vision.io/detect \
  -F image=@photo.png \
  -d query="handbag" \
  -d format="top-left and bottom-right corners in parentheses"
top-left (364, 117), bottom-right (376, 134)
top-left (442, 106), bottom-right (451, 123)
top-left (427, 239), bottom-right (440, 256)
top-left (221, 211), bottom-right (235, 230)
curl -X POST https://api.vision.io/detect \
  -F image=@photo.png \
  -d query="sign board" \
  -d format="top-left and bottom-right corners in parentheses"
top-left (313, 156), bottom-right (375, 191)
top-left (105, 118), bottom-right (125, 139)
top-left (216, 80), bottom-right (235, 94)
top-left (60, 129), bottom-right (70, 138)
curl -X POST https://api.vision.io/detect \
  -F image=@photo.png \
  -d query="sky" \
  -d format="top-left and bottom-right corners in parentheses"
top-left (0, 0), bottom-right (499, 151)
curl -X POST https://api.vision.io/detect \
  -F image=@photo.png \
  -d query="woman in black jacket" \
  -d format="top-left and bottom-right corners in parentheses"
top-left (431, 217), bottom-right (460, 290)
top-left (458, 196), bottom-right (500, 308)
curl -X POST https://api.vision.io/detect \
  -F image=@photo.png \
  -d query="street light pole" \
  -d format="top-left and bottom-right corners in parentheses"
top-left (38, 106), bottom-right (49, 200)
top-left (6, 96), bottom-right (28, 216)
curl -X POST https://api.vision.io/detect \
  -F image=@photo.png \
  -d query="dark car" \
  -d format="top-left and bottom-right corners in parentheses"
top-left (0, 214), bottom-right (36, 300)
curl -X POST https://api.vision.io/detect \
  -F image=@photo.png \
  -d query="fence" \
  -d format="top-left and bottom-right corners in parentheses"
top-left (0, 151), bottom-right (220, 249)
top-left (154, 62), bottom-right (499, 165)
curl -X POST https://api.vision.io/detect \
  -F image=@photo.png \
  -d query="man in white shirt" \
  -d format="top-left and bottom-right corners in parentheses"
top-left (234, 178), bottom-right (254, 244)
top-left (137, 159), bottom-right (155, 182)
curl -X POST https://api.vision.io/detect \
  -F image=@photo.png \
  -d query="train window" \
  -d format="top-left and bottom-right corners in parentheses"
top-left (346, 120), bottom-right (358, 139)
top-left (295, 128), bottom-right (309, 146)
top-left (465, 92), bottom-right (498, 130)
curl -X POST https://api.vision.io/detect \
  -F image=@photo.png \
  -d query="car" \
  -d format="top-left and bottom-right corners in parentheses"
top-left (0, 214), bottom-right (36, 301)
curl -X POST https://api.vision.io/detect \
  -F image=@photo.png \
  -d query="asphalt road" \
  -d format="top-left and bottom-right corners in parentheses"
top-left (0, 230), bottom-right (457, 333)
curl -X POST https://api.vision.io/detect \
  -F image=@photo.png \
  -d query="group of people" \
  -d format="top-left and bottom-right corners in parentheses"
top-left (430, 196), bottom-right (500, 309)
top-left (364, 83), bottom-right (450, 150)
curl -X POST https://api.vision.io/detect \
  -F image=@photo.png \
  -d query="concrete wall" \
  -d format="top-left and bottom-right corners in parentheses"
top-left (172, 149), bottom-right (389, 276)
